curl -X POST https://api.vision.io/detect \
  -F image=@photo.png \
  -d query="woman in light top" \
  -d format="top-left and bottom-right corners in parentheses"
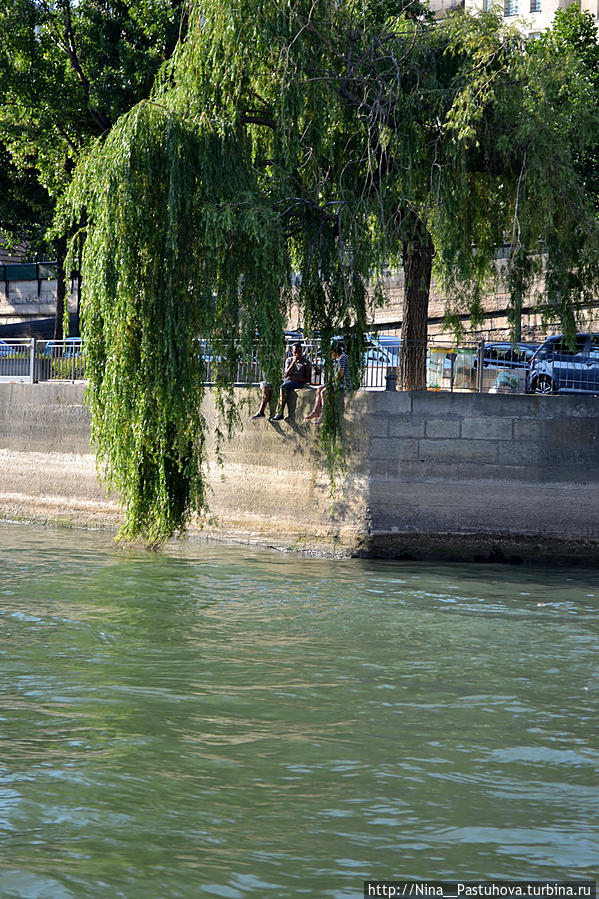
top-left (305, 342), bottom-right (350, 424)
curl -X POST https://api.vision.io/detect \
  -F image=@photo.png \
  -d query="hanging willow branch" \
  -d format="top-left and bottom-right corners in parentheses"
top-left (63, 0), bottom-right (599, 544)
top-left (63, 0), bottom-right (385, 544)
top-left (66, 99), bottom-right (291, 544)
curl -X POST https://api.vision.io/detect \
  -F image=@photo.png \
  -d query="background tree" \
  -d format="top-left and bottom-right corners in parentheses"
top-left (0, 141), bottom-right (53, 257)
top-left (0, 0), bottom-right (187, 335)
top-left (66, 0), bottom-right (599, 543)
top-left (522, 6), bottom-right (599, 340)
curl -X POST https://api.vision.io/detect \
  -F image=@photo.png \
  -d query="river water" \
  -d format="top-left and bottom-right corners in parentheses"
top-left (0, 522), bottom-right (596, 897)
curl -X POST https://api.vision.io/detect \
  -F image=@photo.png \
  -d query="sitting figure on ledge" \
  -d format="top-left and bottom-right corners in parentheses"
top-left (305, 342), bottom-right (350, 424)
top-left (252, 342), bottom-right (312, 421)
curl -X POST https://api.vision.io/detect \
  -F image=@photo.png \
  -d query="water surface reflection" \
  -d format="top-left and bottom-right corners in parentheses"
top-left (0, 524), bottom-right (597, 897)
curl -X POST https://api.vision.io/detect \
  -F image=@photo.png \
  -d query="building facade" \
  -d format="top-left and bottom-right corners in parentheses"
top-left (429, 0), bottom-right (597, 38)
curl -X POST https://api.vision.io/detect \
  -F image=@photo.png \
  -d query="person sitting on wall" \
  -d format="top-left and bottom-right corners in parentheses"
top-left (252, 342), bottom-right (312, 421)
top-left (305, 341), bottom-right (350, 424)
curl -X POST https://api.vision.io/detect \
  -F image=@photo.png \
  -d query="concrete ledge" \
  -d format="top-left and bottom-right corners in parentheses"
top-left (1, 383), bottom-right (599, 563)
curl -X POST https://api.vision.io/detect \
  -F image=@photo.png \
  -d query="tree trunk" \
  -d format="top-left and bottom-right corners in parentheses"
top-left (54, 234), bottom-right (67, 341)
top-left (400, 214), bottom-right (434, 390)
top-left (508, 253), bottom-right (525, 343)
top-left (512, 285), bottom-right (522, 343)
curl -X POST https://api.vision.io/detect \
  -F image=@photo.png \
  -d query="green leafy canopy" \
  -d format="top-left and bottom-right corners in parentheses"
top-left (64, 0), bottom-right (599, 543)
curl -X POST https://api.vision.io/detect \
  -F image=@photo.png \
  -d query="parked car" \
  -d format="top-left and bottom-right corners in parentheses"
top-left (362, 342), bottom-right (399, 388)
top-left (527, 333), bottom-right (599, 394)
top-left (41, 337), bottom-right (82, 358)
top-left (468, 342), bottom-right (539, 393)
top-left (472, 342), bottom-right (540, 371)
top-left (372, 334), bottom-right (401, 352)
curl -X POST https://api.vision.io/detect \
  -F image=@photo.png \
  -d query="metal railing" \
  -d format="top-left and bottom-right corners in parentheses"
top-left (2, 336), bottom-right (597, 396)
top-left (0, 338), bottom-right (35, 382)
top-left (0, 338), bottom-right (84, 383)
top-left (196, 339), bottom-right (523, 393)
top-left (35, 339), bottom-right (86, 382)
top-left (0, 261), bottom-right (57, 282)
top-left (196, 338), bottom-right (556, 394)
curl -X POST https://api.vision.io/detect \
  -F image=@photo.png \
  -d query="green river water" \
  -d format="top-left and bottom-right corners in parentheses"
top-left (0, 522), bottom-right (597, 898)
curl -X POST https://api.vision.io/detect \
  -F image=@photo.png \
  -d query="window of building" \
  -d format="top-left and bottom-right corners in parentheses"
top-left (504, 0), bottom-right (518, 15)
top-left (530, 0), bottom-right (541, 11)
top-left (528, 31), bottom-right (541, 39)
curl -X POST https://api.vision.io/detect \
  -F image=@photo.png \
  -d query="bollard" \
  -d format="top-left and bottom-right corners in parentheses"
top-left (476, 340), bottom-right (485, 393)
top-left (385, 366), bottom-right (398, 391)
top-left (29, 337), bottom-right (36, 383)
top-left (449, 352), bottom-right (456, 393)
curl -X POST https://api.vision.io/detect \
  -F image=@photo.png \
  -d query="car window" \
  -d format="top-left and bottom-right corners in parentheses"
top-left (516, 346), bottom-right (533, 361)
top-left (551, 337), bottom-right (587, 357)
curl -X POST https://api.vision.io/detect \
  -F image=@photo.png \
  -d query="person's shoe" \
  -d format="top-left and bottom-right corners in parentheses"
top-left (305, 411), bottom-right (320, 420)
top-left (270, 412), bottom-right (284, 421)
top-left (315, 416), bottom-right (323, 425)
top-left (251, 412), bottom-right (265, 419)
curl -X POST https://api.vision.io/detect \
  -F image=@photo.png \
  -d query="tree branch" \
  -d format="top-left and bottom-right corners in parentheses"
top-left (39, 0), bottom-right (111, 135)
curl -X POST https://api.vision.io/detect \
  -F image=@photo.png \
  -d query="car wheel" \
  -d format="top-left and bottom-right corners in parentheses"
top-left (533, 375), bottom-right (555, 395)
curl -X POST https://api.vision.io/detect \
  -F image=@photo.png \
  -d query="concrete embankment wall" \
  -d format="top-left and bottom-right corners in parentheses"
top-left (1, 382), bottom-right (598, 563)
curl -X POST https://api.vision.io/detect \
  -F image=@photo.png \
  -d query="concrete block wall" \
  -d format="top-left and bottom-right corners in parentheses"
top-left (0, 382), bottom-right (598, 561)
top-left (360, 390), bottom-right (599, 561)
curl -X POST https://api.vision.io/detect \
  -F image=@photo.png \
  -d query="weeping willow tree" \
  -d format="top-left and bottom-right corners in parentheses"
top-left (65, 0), bottom-right (599, 543)
top-left (66, 0), bottom-right (391, 543)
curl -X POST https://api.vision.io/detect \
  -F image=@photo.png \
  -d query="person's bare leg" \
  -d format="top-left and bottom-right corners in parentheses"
top-left (306, 385), bottom-right (325, 419)
top-left (252, 385), bottom-right (271, 418)
top-left (279, 387), bottom-right (287, 414)
top-left (270, 386), bottom-right (288, 420)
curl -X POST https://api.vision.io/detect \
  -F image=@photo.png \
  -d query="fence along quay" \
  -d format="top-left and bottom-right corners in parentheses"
top-left (0, 336), bottom-right (574, 395)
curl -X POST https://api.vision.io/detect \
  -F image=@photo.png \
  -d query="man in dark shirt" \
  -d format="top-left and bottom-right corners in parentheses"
top-left (252, 343), bottom-right (312, 421)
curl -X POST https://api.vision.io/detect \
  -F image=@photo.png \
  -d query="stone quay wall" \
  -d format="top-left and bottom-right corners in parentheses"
top-left (0, 382), bottom-right (598, 563)
top-left (0, 278), bottom-right (77, 328)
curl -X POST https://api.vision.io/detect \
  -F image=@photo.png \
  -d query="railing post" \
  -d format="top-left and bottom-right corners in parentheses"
top-left (477, 340), bottom-right (485, 393)
top-left (29, 338), bottom-right (36, 383)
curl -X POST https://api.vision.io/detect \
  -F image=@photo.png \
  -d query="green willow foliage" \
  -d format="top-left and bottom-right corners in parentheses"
top-left (67, 0), bottom-right (383, 542)
top-left (68, 101), bottom-right (289, 543)
top-left (66, 0), bottom-right (599, 542)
